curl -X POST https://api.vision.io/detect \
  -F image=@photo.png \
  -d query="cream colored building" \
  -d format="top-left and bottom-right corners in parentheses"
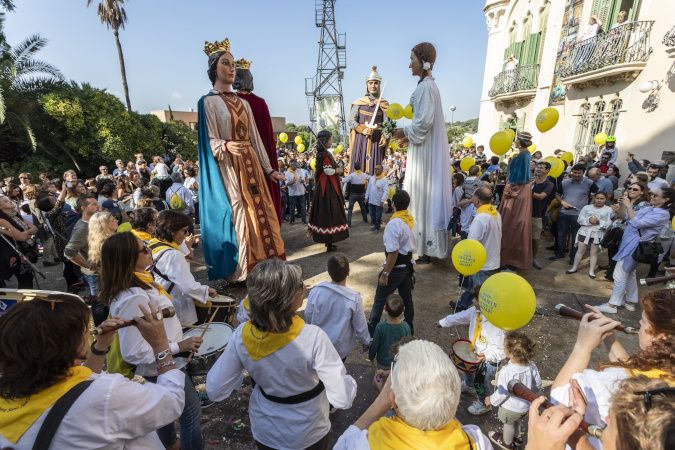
top-left (477, 0), bottom-right (675, 174)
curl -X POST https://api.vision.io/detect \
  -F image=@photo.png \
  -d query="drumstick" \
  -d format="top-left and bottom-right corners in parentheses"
top-left (555, 304), bottom-right (638, 335)
top-left (89, 307), bottom-right (176, 336)
top-left (181, 324), bottom-right (210, 330)
top-left (186, 307), bottom-right (220, 362)
top-left (188, 260), bottom-right (214, 269)
top-left (508, 380), bottom-right (604, 439)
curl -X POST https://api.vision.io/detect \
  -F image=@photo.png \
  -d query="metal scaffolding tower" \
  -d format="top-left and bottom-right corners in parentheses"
top-left (305, 0), bottom-right (347, 145)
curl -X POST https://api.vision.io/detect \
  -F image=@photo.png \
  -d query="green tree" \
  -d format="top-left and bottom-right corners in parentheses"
top-left (86, 0), bottom-right (132, 112)
top-left (285, 123), bottom-right (297, 131)
top-left (446, 127), bottom-right (465, 144)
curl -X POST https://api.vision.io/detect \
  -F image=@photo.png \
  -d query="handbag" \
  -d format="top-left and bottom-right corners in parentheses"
top-left (632, 229), bottom-right (663, 265)
top-left (600, 227), bottom-right (624, 249)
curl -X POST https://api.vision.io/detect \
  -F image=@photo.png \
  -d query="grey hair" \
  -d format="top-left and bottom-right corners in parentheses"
top-left (247, 259), bottom-right (303, 333)
top-left (170, 172), bottom-right (183, 183)
top-left (391, 340), bottom-right (461, 431)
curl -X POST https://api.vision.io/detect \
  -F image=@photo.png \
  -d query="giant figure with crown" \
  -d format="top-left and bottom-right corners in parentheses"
top-left (198, 39), bottom-right (286, 282)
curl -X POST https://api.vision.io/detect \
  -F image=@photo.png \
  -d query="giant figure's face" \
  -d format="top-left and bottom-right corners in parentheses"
top-left (367, 80), bottom-right (380, 95)
top-left (217, 53), bottom-right (236, 85)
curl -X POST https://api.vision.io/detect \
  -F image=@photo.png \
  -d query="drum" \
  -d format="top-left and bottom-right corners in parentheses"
top-left (450, 339), bottom-right (480, 374)
top-left (184, 322), bottom-right (233, 376)
top-left (195, 294), bottom-right (238, 324)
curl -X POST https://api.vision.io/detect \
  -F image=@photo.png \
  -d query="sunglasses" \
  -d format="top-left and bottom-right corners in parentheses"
top-left (628, 187), bottom-right (641, 192)
top-left (633, 387), bottom-right (675, 412)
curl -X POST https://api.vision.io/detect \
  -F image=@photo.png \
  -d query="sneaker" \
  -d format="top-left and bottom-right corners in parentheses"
top-left (199, 392), bottom-right (214, 409)
top-left (532, 259), bottom-right (542, 270)
top-left (488, 431), bottom-right (514, 449)
top-left (549, 255), bottom-right (564, 261)
top-left (460, 381), bottom-right (475, 394)
top-left (468, 399), bottom-right (491, 415)
top-left (329, 405), bottom-right (338, 415)
top-left (595, 303), bottom-right (618, 314)
top-left (625, 302), bottom-right (637, 312)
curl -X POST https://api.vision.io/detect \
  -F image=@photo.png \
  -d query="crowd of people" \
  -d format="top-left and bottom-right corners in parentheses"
top-left (1, 38), bottom-right (674, 450)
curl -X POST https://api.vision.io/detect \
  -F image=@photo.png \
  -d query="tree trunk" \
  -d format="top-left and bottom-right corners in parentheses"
top-left (114, 29), bottom-right (131, 112)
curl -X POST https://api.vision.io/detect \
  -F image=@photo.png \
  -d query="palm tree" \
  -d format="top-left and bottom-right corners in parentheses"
top-left (86, 0), bottom-right (131, 112)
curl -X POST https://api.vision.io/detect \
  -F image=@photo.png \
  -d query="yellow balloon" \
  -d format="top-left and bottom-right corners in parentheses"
top-left (594, 133), bottom-right (607, 145)
top-left (388, 187), bottom-right (396, 199)
top-left (536, 107), bottom-right (559, 133)
top-left (489, 131), bottom-right (511, 155)
top-left (335, 145), bottom-right (343, 153)
top-left (460, 157), bottom-right (475, 172)
top-left (297, 144), bottom-right (305, 153)
top-left (462, 137), bottom-right (473, 148)
top-left (387, 103), bottom-right (404, 120)
top-left (310, 158), bottom-right (316, 170)
top-left (561, 151), bottom-right (574, 164)
top-left (389, 142), bottom-right (398, 151)
top-left (403, 104), bottom-right (413, 119)
top-left (528, 144), bottom-right (537, 153)
top-left (294, 136), bottom-right (303, 145)
top-left (550, 161), bottom-right (564, 178)
top-left (451, 239), bottom-right (487, 276)
top-left (479, 272), bottom-right (536, 331)
top-left (117, 222), bottom-right (132, 233)
top-left (672, 215), bottom-right (675, 232)
top-left (279, 132), bottom-right (288, 143)
top-left (504, 129), bottom-right (515, 140)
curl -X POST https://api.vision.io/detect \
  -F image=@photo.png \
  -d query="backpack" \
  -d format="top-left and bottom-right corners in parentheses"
top-left (168, 188), bottom-right (186, 212)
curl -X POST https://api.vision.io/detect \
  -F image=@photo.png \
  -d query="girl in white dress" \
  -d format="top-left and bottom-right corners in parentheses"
top-left (567, 191), bottom-right (613, 278)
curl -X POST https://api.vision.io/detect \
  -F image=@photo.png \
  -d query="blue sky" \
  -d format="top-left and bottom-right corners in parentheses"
top-left (7, 0), bottom-right (488, 125)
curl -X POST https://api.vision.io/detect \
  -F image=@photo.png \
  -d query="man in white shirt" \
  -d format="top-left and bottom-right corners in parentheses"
top-left (502, 53), bottom-right (518, 71)
top-left (284, 159), bottom-right (307, 225)
top-left (578, 14), bottom-right (602, 42)
top-left (368, 190), bottom-right (418, 336)
top-left (453, 187), bottom-right (502, 311)
top-left (365, 164), bottom-right (389, 234)
top-left (647, 164), bottom-right (670, 192)
top-left (341, 161), bottom-right (370, 227)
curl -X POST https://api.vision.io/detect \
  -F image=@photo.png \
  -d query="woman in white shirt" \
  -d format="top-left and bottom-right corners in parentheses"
top-left (0, 292), bottom-right (185, 450)
top-left (182, 166), bottom-right (199, 224)
top-left (567, 191), bottom-right (613, 278)
top-left (98, 232), bottom-right (203, 450)
top-left (206, 258), bottom-right (357, 450)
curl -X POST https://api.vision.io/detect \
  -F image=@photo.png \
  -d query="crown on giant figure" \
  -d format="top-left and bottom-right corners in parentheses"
top-left (234, 58), bottom-right (252, 69)
top-left (203, 39), bottom-right (230, 56)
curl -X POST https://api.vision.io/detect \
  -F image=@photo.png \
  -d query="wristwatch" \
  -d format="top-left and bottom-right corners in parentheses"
top-left (382, 271), bottom-right (390, 277)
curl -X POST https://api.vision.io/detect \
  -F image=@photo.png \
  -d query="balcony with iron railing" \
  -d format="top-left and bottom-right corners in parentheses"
top-left (488, 64), bottom-right (539, 106)
top-left (663, 23), bottom-right (675, 57)
top-left (557, 20), bottom-right (654, 90)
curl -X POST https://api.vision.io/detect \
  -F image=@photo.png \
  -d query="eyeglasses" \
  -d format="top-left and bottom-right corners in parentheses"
top-left (139, 243), bottom-right (150, 254)
top-left (633, 387), bottom-right (675, 411)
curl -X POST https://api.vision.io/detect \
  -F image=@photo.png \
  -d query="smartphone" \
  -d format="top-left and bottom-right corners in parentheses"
top-left (614, 187), bottom-right (624, 199)
top-left (66, 181), bottom-right (72, 188)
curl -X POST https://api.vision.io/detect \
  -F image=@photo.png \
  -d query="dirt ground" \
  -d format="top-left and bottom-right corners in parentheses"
top-left (5, 203), bottom-right (662, 449)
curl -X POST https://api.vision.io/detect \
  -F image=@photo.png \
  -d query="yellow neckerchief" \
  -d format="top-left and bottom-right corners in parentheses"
top-left (476, 204), bottom-right (498, 220)
top-left (354, 170), bottom-right (362, 175)
top-left (148, 238), bottom-right (181, 255)
top-left (368, 416), bottom-right (474, 450)
top-left (134, 271), bottom-right (172, 301)
top-left (376, 172), bottom-right (385, 181)
top-left (243, 296), bottom-right (250, 311)
top-left (625, 368), bottom-right (674, 383)
top-left (391, 209), bottom-right (414, 229)
top-left (0, 366), bottom-right (92, 444)
top-left (242, 316), bottom-right (304, 361)
top-left (131, 229), bottom-right (152, 242)
top-left (468, 310), bottom-right (482, 351)
top-left (289, 167), bottom-right (297, 182)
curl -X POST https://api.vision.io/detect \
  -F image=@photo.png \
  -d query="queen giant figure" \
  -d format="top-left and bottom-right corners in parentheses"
top-left (198, 39), bottom-right (286, 281)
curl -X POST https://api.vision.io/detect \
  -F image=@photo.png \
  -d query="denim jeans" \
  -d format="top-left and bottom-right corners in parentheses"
top-left (347, 193), bottom-right (368, 226)
top-left (281, 190), bottom-right (289, 219)
top-left (556, 212), bottom-right (581, 262)
top-left (145, 369), bottom-right (202, 449)
top-left (82, 273), bottom-right (100, 297)
top-left (465, 360), bottom-right (499, 403)
top-left (368, 266), bottom-right (414, 336)
top-left (458, 269), bottom-right (496, 310)
top-left (289, 195), bottom-right (306, 223)
top-left (368, 204), bottom-right (383, 230)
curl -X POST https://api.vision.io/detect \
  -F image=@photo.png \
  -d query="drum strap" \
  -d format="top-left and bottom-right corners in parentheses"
top-left (149, 245), bottom-right (176, 294)
top-left (255, 380), bottom-right (325, 405)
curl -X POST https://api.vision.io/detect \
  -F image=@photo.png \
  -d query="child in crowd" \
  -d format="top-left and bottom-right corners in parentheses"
top-left (486, 332), bottom-right (541, 449)
top-left (305, 253), bottom-right (371, 363)
top-left (567, 191), bottom-right (613, 278)
top-left (369, 294), bottom-right (411, 374)
top-left (436, 284), bottom-right (506, 416)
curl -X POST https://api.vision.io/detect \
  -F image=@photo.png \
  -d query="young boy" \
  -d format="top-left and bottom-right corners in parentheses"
top-left (305, 252), bottom-right (371, 362)
top-left (435, 284), bottom-right (506, 416)
top-left (369, 294), bottom-right (411, 372)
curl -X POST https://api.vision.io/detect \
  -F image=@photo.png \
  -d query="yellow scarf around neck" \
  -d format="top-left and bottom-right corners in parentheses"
top-left (242, 316), bottom-right (304, 361)
top-left (0, 366), bottom-right (92, 444)
top-left (243, 296), bottom-right (250, 311)
top-left (368, 416), bottom-right (474, 450)
top-left (289, 167), bottom-right (297, 182)
top-left (376, 172), bottom-right (385, 181)
top-left (131, 229), bottom-right (152, 242)
top-left (148, 238), bottom-right (181, 255)
top-left (476, 204), bottom-right (498, 220)
top-left (468, 310), bottom-right (482, 351)
top-left (391, 210), bottom-right (414, 229)
top-left (135, 271), bottom-right (172, 301)
top-left (354, 170), bottom-right (362, 175)
top-left (625, 368), bottom-right (674, 383)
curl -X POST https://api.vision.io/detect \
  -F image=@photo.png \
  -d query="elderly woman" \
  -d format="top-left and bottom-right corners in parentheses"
top-left (0, 194), bottom-right (39, 288)
top-left (98, 232), bottom-right (203, 450)
top-left (335, 339), bottom-right (492, 449)
top-left (551, 289), bottom-right (675, 449)
top-left (207, 258), bottom-right (356, 450)
top-left (0, 293), bottom-right (186, 449)
top-left (596, 188), bottom-right (674, 313)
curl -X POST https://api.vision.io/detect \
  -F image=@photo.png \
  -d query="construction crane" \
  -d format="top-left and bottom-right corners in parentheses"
top-left (305, 0), bottom-right (347, 146)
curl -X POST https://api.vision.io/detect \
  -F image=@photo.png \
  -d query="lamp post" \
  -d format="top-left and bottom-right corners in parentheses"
top-left (451, 105), bottom-right (456, 129)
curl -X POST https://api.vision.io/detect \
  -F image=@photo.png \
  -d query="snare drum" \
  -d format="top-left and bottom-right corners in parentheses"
top-left (184, 322), bottom-right (233, 376)
top-left (450, 339), bottom-right (480, 374)
top-left (195, 294), bottom-right (238, 324)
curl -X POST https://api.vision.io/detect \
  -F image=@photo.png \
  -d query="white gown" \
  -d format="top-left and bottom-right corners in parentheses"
top-left (403, 77), bottom-right (453, 258)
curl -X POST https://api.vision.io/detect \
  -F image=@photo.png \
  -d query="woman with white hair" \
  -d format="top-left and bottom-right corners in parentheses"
top-left (335, 339), bottom-right (492, 449)
top-left (207, 258), bottom-right (356, 450)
